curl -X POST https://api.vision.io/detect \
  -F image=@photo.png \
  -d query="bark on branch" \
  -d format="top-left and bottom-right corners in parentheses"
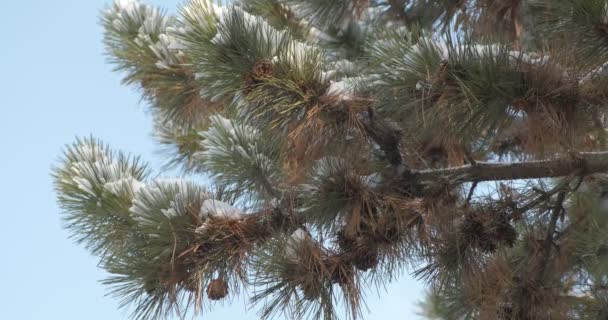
top-left (404, 151), bottom-right (608, 187)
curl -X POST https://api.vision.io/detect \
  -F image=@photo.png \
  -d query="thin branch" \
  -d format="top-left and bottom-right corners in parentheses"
top-left (364, 107), bottom-right (404, 168)
top-left (511, 178), bottom-right (574, 219)
top-left (515, 190), bottom-right (567, 319)
top-left (536, 190), bottom-right (567, 282)
top-left (465, 181), bottom-right (478, 204)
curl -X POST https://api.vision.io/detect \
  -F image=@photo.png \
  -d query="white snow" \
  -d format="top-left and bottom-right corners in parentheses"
top-left (63, 140), bottom-right (152, 201)
top-left (211, 31), bottom-right (225, 46)
top-left (198, 115), bottom-right (260, 160)
top-left (333, 59), bottom-right (356, 73)
top-left (201, 199), bottom-right (242, 218)
top-left (306, 26), bottom-right (334, 43)
top-left (153, 31), bottom-right (184, 69)
top-left (320, 70), bottom-right (337, 82)
top-left (129, 178), bottom-right (197, 222)
top-left (155, 178), bottom-right (192, 193)
top-left (211, 7), bottom-right (263, 46)
top-left (103, 177), bottom-right (146, 195)
top-left (112, 19), bottom-right (126, 32)
top-left (580, 62), bottom-right (608, 83)
top-left (195, 221), bottom-right (210, 234)
top-left (290, 228), bottom-right (307, 242)
top-left (73, 177), bottom-right (95, 196)
top-left (408, 42), bottom-right (550, 67)
top-left (363, 172), bottom-right (382, 188)
top-left (326, 79), bottom-right (354, 101)
top-left (77, 144), bottom-right (104, 160)
top-left (281, 41), bottom-right (316, 67)
top-left (211, 3), bottom-right (225, 16)
top-left (115, 0), bottom-right (140, 15)
top-left (155, 61), bottom-right (170, 69)
top-left (161, 206), bottom-right (180, 218)
top-left (142, 8), bottom-right (167, 34)
top-left (210, 6), bottom-right (279, 52)
top-left (178, 1), bottom-right (223, 36)
top-left (286, 228), bottom-right (310, 261)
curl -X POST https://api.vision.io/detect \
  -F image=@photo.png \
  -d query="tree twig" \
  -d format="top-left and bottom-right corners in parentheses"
top-left (510, 178), bottom-right (573, 219)
top-left (515, 190), bottom-right (567, 319)
top-left (536, 190), bottom-right (566, 280)
top-left (364, 107), bottom-right (404, 168)
top-left (466, 181), bottom-right (478, 204)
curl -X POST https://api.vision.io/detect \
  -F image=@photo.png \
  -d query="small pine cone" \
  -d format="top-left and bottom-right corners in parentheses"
top-left (252, 59), bottom-right (274, 79)
top-left (352, 248), bottom-right (378, 271)
top-left (336, 230), bottom-right (356, 251)
top-left (461, 214), bottom-right (486, 244)
top-left (206, 278), bottom-right (229, 301)
top-left (488, 213), bottom-right (517, 248)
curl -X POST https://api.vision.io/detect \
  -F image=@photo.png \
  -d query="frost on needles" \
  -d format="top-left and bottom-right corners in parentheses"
top-left (53, 0), bottom-right (608, 319)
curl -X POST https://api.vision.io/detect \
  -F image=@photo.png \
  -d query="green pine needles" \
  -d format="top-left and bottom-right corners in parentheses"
top-left (53, 0), bottom-right (608, 319)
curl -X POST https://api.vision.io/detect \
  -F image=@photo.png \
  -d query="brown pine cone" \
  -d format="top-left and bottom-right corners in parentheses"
top-left (206, 278), bottom-right (229, 301)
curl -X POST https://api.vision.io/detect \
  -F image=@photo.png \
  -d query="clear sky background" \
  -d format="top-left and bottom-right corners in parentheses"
top-left (0, 0), bottom-right (423, 319)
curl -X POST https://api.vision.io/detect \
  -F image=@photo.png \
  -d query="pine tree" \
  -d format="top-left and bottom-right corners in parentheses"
top-left (52, 0), bottom-right (608, 319)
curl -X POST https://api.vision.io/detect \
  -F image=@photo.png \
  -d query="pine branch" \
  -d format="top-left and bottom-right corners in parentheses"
top-left (404, 151), bottom-right (608, 188)
top-left (58, 1), bottom-right (608, 318)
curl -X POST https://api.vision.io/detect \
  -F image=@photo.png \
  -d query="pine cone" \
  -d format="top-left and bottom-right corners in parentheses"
top-left (252, 59), bottom-right (274, 79)
top-left (352, 248), bottom-right (378, 271)
top-left (462, 213), bottom-right (499, 252)
top-left (487, 213), bottom-right (518, 248)
top-left (206, 278), bottom-right (229, 300)
top-left (336, 229), bottom-right (356, 251)
top-left (461, 213), bottom-right (486, 243)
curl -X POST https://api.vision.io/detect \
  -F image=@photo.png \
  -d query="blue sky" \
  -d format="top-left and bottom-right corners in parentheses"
top-left (0, 0), bottom-right (423, 319)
